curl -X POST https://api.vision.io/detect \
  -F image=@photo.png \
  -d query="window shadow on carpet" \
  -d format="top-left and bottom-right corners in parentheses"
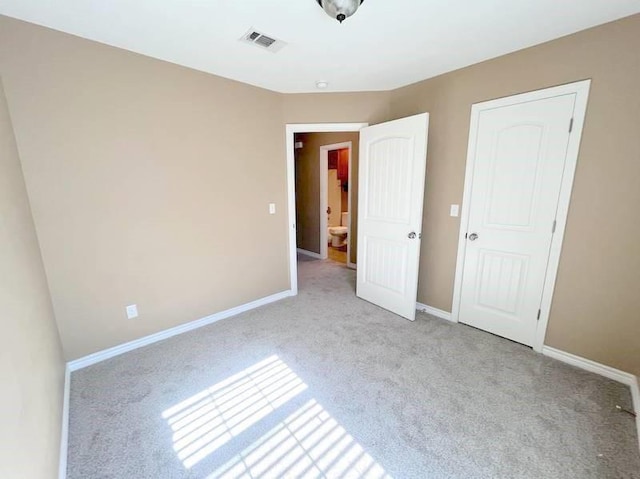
top-left (162, 355), bottom-right (391, 478)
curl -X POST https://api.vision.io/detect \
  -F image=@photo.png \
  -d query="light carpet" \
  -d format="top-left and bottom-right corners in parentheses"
top-left (68, 258), bottom-right (640, 478)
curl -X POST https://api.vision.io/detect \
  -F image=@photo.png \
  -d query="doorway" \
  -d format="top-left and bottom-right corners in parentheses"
top-left (286, 115), bottom-right (431, 323)
top-left (320, 142), bottom-right (352, 265)
top-left (451, 80), bottom-right (591, 352)
top-left (286, 123), bottom-right (367, 295)
top-left (294, 134), bottom-right (357, 267)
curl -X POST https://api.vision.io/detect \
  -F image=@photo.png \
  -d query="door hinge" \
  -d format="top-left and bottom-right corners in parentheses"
top-left (537, 309), bottom-right (541, 321)
top-left (569, 118), bottom-right (574, 133)
top-left (552, 220), bottom-right (557, 234)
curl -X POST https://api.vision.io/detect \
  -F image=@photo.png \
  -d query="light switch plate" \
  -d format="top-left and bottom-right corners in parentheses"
top-left (450, 204), bottom-right (460, 217)
top-left (126, 304), bottom-right (138, 319)
top-left (269, 203), bottom-right (276, 215)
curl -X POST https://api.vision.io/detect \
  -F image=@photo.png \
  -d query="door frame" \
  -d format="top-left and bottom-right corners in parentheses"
top-left (320, 141), bottom-right (354, 266)
top-left (450, 80), bottom-right (591, 353)
top-left (286, 123), bottom-right (368, 295)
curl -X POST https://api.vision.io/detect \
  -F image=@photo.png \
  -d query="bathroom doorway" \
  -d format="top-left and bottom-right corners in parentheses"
top-left (293, 130), bottom-right (360, 270)
top-left (321, 143), bottom-right (351, 265)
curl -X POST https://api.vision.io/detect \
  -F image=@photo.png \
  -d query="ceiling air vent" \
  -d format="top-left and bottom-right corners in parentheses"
top-left (240, 28), bottom-right (287, 53)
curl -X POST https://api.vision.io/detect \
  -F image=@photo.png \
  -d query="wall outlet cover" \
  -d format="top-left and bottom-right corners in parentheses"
top-left (126, 304), bottom-right (139, 319)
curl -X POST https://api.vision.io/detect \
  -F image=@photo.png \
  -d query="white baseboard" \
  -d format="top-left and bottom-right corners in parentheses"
top-left (631, 375), bottom-right (640, 416)
top-left (416, 302), bottom-right (455, 322)
top-left (58, 364), bottom-right (70, 479)
top-left (297, 248), bottom-right (323, 260)
top-left (631, 376), bottom-right (640, 450)
top-left (541, 346), bottom-right (636, 386)
top-left (347, 262), bottom-right (357, 270)
top-left (542, 346), bottom-right (640, 451)
top-left (67, 290), bottom-right (294, 371)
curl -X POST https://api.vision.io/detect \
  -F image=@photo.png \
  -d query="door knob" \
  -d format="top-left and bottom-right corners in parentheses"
top-left (408, 232), bottom-right (417, 239)
top-left (468, 233), bottom-right (479, 241)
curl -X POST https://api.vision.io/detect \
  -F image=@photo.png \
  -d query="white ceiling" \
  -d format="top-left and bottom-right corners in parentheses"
top-left (1, 0), bottom-right (639, 93)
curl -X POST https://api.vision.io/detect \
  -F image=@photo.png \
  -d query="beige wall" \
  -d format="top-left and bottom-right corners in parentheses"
top-left (0, 16), bottom-right (289, 360)
top-left (283, 92), bottom-right (391, 125)
top-left (389, 14), bottom-right (640, 376)
top-left (0, 79), bottom-right (64, 478)
top-left (294, 132), bottom-right (360, 264)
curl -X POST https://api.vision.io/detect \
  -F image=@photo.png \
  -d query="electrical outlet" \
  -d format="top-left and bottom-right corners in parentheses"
top-left (126, 304), bottom-right (138, 319)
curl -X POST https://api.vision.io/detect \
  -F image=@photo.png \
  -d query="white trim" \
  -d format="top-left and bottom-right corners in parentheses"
top-left (631, 377), bottom-right (640, 451)
top-left (534, 81), bottom-right (591, 352)
top-left (632, 376), bottom-right (640, 417)
top-left (286, 126), bottom-right (299, 296)
top-left (58, 365), bottom-right (70, 479)
top-left (346, 137), bottom-right (357, 270)
top-left (286, 123), bottom-right (367, 288)
top-left (320, 141), bottom-right (352, 261)
top-left (320, 146), bottom-right (328, 259)
top-left (451, 80), bottom-right (592, 353)
top-left (296, 248), bottom-right (322, 260)
top-left (542, 346), bottom-right (636, 385)
top-left (543, 345), bottom-right (640, 451)
top-left (68, 290), bottom-right (294, 371)
top-left (543, 346), bottom-right (640, 451)
top-left (416, 302), bottom-right (454, 322)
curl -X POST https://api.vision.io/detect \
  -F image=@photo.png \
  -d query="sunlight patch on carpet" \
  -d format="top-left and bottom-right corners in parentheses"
top-left (162, 355), bottom-right (307, 469)
top-left (162, 355), bottom-right (391, 478)
top-left (208, 398), bottom-right (391, 479)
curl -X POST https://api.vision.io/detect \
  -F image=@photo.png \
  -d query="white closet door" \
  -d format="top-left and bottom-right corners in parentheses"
top-left (459, 94), bottom-right (576, 346)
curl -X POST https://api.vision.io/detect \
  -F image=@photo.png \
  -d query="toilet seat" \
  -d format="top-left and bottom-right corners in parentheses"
top-left (329, 226), bottom-right (348, 235)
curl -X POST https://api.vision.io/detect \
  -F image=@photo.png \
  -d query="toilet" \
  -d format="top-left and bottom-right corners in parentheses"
top-left (328, 212), bottom-right (349, 248)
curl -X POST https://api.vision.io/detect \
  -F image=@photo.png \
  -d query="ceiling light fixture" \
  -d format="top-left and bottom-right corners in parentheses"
top-left (316, 81), bottom-right (329, 89)
top-left (316, 0), bottom-right (365, 24)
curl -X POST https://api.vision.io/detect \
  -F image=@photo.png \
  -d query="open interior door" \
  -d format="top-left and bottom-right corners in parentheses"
top-left (357, 113), bottom-right (429, 320)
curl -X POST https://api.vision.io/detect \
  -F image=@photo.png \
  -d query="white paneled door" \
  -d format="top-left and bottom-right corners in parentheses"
top-left (357, 113), bottom-right (429, 320)
top-left (458, 94), bottom-right (577, 346)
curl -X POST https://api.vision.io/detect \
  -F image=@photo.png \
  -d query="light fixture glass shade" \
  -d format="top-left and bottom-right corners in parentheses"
top-left (317, 0), bottom-right (364, 23)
